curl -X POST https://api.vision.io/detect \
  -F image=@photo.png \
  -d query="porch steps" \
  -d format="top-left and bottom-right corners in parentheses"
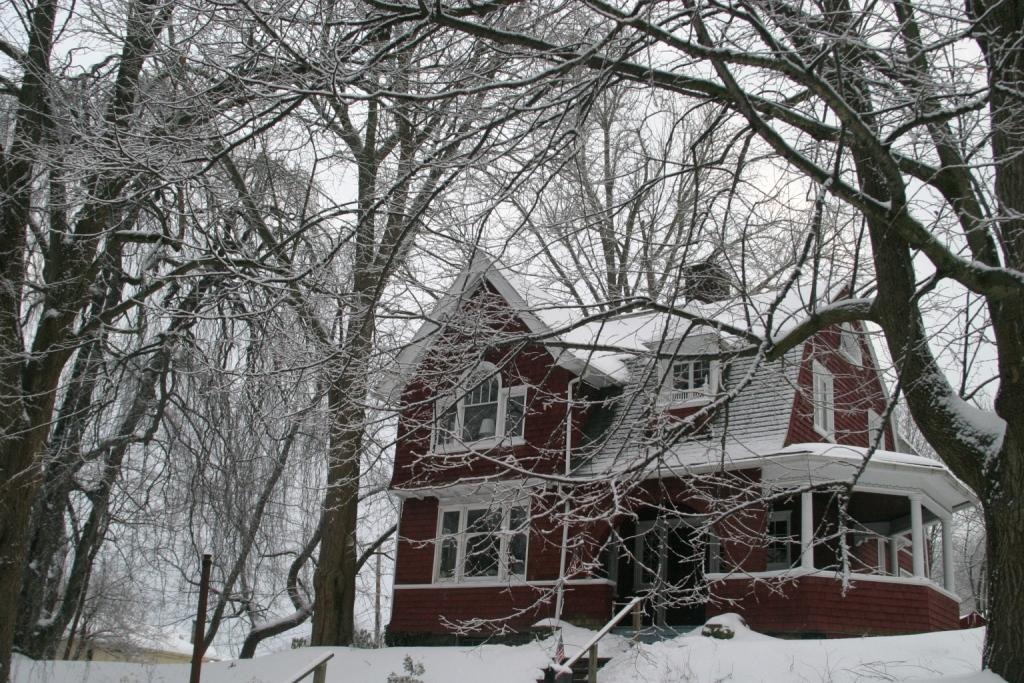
top-left (535, 656), bottom-right (612, 683)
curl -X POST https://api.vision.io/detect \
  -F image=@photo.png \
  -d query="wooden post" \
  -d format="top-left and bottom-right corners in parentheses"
top-left (588, 643), bottom-right (598, 683)
top-left (189, 554), bottom-right (212, 683)
top-left (632, 600), bottom-right (642, 640)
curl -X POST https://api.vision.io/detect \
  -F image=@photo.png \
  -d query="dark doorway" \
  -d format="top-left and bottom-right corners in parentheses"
top-left (625, 517), bottom-right (707, 628)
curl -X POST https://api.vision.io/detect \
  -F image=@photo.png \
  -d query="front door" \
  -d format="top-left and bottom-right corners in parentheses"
top-left (635, 517), bottom-right (707, 628)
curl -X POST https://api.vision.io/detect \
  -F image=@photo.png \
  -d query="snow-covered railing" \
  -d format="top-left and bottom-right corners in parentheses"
top-left (658, 388), bottom-right (713, 405)
top-left (543, 596), bottom-right (644, 683)
top-left (287, 651), bottom-right (334, 683)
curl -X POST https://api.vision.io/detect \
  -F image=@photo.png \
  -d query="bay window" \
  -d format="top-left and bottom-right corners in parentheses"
top-left (434, 503), bottom-right (529, 582)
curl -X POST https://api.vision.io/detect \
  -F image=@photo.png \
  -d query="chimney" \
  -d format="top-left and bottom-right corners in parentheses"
top-left (684, 261), bottom-right (732, 302)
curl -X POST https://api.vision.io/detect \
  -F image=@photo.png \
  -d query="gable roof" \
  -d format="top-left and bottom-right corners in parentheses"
top-left (375, 253), bottom-right (622, 404)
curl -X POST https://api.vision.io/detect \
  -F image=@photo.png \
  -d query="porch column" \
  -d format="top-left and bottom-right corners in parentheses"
top-left (910, 494), bottom-right (925, 578)
top-left (801, 490), bottom-right (814, 570)
top-left (941, 514), bottom-right (956, 592)
top-left (888, 536), bottom-right (900, 576)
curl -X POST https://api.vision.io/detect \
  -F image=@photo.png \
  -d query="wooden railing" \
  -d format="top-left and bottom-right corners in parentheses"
top-left (542, 596), bottom-right (644, 683)
top-left (297, 651), bottom-right (334, 683)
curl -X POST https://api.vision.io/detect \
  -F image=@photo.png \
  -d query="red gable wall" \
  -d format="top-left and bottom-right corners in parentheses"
top-left (390, 281), bottom-right (587, 490)
top-left (786, 324), bottom-right (894, 449)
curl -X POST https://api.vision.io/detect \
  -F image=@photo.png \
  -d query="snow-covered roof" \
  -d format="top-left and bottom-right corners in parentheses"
top-left (377, 253), bottom-right (844, 402)
top-left (576, 347), bottom-right (802, 476)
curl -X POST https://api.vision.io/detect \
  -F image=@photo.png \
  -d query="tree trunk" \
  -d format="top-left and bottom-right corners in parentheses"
top-left (983, 439), bottom-right (1024, 682)
top-left (309, 374), bottom-right (365, 646)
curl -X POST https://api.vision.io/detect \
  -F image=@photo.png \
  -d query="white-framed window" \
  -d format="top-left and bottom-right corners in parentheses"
top-left (433, 363), bottom-right (528, 451)
top-left (661, 358), bottom-right (718, 405)
top-left (839, 323), bottom-right (862, 364)
top-left (812, 360), bottom-right (835, 439)
top-left (766, 510), bottom-right (796, 571)
top-left (867, 409), bottom-right (884, 448)
top-left (434, 503), bottom-right (528, 582)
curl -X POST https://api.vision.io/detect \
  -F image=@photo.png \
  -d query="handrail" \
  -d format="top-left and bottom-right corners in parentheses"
top-left (285, 651), bottom-right (334, 683)
top-left (559, 595), bottom-right (644, 670)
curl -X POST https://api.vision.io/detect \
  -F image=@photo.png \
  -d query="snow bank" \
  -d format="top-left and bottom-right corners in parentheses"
top-left (11, 627), bottom-right (1001, 683)
top-left (600, 627), bottom-right (992, 683)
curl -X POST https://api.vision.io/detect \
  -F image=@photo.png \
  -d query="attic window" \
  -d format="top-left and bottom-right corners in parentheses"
top-left (812, 360), bottom-right (835, 439)
top-left (661, 358), bottom-right (717, 405)
top-left (839, 323), bottom-right (862, 364)
top-left (434, 363), bottom-right (527, 451)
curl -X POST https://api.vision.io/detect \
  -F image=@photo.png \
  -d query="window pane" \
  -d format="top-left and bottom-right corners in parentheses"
top-left (438, 537), bottom-right (459, 578)
top-left (464, 533), bottom-right (500, 577)
top-left (766, 516), bottom-right (792, 568)
top-left (509, 506), bottom-right (528, 532)
top-left (692, 360), bottom-right (710, 388)
top-left (466, 376), bottom-right (499, 405)
top-left (672, 362), bottom-right (692, 390)
top-left (463, 402), bottom-right (498, 440)
top-left (436, 404), bottom-right (457, 445)
top-left (467, 508), bottom-right (502, 533)
top-left (506, 392), bottom-right (525, 438)
top-left (508, 533), bottom-right (527, 576)
top-left (442, 511), bottom-right (461, 535)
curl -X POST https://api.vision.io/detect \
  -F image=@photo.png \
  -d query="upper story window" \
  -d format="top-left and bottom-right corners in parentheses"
top-left (661, 358), bottom-right (718, 406)
top-left (839, 323), bottom-right (862, 365)
top-left (812, 360), bottom-right (835, 439)
top-left (434, 363), bottom-right (527, 451)
top-left (435, 503), bottom-right (528, 582)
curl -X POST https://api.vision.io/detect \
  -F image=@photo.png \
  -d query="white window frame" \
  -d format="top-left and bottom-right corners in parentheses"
top-left (867, 409), bottom-right (884, 449)
top-left (432, 502), bottom-right (529, 583)
top-left (432, 364), bottom-right (528, 452)
top-left (839, 323), bottom-right (862, 364)
top-left (766, 510), bottom-right (795, 571)
top-left (812, 360), bottom-right (835, 440)
top-left (660, 358), bottom-right (719, 406)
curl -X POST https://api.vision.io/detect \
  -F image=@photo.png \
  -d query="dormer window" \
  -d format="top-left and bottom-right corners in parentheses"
top-left (661, 358), bottom-right (718, 405)
top-left (434, 363), bottom-right (527, 451)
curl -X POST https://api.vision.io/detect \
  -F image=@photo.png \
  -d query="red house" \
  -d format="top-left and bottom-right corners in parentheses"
top-left (381, 256), bottom-right (975, 644)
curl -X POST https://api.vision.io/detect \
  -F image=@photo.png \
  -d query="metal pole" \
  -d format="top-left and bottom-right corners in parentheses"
top-left (189, 553), bottom-right (212, 683)
top-left (588, 644), bottom-right (598, 683)
top-left (374, 550), bottom-right (382, 647)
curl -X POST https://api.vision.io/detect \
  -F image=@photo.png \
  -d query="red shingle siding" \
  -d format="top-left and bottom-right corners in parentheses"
top-left (707, 576), bottom-right (959, 635)
top-left (390, 283), bottom-right (588, 491)
top-left (786, 326), bottom-right (893, 449)
top-left (395, 497), bottom-right (441, 584)
top-left (389, 583), bottom-right (614, 635)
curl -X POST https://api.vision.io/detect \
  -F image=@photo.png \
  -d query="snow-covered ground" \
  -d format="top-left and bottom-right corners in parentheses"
top-left (11, 621), bottom-right (1004, 683)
